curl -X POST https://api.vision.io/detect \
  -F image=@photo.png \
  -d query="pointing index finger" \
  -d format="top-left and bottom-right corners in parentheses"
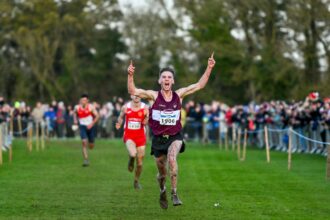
top-left (211, 52), bottom-right (214, 59)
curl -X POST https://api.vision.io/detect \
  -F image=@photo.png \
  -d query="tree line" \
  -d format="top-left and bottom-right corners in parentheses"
top-left (0, 0), bottom-right (329, 105)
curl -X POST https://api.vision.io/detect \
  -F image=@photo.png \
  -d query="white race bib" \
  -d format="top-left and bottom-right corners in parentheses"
top-left (128, 121), bottom-right (141, 130)
top-left (160, 111), bottom-right (176, 125)
top-left (79, 116), bottom-right (93, 126)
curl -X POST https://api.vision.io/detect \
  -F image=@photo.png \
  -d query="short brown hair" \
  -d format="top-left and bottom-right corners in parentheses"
top-left (159, 67), bottom-right (175, 78)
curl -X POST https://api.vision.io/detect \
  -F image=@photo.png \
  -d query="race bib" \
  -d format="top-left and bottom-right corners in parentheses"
top-left (79, 116), bottom-right (93, 126)
top-left (128, 121), bottom-right (141, 130)
top-left (160, 111), bottom-right (176, 125)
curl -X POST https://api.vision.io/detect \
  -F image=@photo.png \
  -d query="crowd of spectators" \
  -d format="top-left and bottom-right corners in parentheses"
top-left (183, 92), bottom-right (330, 156)
top-left (0, 92), bottom-right (329, 156)
top-left (0, 96), bottom-right (125, 140)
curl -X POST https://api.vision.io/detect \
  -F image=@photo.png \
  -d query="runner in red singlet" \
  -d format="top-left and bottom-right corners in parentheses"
top-left (73, 94), bottom-right (99, 167)
top-left (127, 53), bottom-right (216, 209)
top-left (116, 95), bottom-right (148, 189)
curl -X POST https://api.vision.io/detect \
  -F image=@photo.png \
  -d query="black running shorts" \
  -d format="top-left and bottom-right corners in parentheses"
top-left (151, 132), bottom-right (185, 157)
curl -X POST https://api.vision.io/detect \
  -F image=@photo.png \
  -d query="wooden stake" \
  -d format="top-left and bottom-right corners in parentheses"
top-left (225, 130), bottom-right (228, 151)
top-left (28, 124), bottom-right (33, 152)
top-left (9, 120), bottom-right (13, 163)
top-left (10, 113), bottom-right (14, 134)
top-left (237, 129), bottom-right (241, 160)
top-left (36, 122), bottom-right (40, 152)
top-left (232, 126), bottom-right (236, 151)
top-left (45, 120), bottom-right (49, 139)
top-left (218, 123), bottom-right (222, 150)
top-left (264, 126), bottom-right (270, 163)
top-left (242, 129), bottom-right (247, 161)
top-left (202, 121), bottom-right (207, 144)
top-left (18, 116), bottom-right (22, 137)
top-left (326, 146), bottom-right (330, 180)
top-left (26, 125), bottom-right (29, 151)
top-left (288, 128), bottom-right (292, 171)
top-left (0, 124), bottom-right (3, 166)
top-left (41, 122), bottom-right (45, 150)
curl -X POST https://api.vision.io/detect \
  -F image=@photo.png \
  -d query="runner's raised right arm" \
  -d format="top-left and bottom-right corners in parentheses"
top-left (127, 60), bottom-right (157, 101)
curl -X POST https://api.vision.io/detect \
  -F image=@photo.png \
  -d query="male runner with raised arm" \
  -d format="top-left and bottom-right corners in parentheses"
top-left (126, 53), bottom-right (216, 209)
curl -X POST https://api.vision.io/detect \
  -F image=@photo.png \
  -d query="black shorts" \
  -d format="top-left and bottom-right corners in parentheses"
top-left (79, 125), bottom-right (95, 143)
top-left (151, 132), bottom-right (185, 158)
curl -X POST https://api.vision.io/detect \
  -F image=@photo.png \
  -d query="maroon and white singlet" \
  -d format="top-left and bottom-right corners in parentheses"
top-left (149, 91), bottom-right (182, 136)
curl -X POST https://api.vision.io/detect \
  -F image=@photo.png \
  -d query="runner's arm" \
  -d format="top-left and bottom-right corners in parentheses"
top-left (142, 106), bottom-right (149, 125)
top-left (90, 104), bottom-right (100, 128)
top-left (176, 52), bottom-right (216, 99)
top-left (127, 60), bottom-right (157, 100)
top-left (116, 105), bottom-right (126, 129)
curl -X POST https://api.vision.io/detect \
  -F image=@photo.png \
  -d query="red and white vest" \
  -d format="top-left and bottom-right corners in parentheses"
top-left (124, 102), bottom-right (146, 140)
top-left (77, 104), bottom-right (93, 126)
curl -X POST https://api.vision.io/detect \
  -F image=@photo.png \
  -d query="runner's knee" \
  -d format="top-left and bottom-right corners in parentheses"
top-left (137, 146), bottom-right (145, 158)
top-left (156, 158), bottom-right (166, 168)
top-left (136, 157), bottom-right (144, 167)
top-left (170, 165), bottom-right (178, 177)
top-left (168, 161), bottom-right (177, 174)
top-left (128, 151), bottom-right (136, 158)
top-left (157, 173), bottom-right (166, 181)
top-left (168, 142), bottom-right (181, 160)
top-left (126, 140), bottom-right (137, 157)
top-left (170, 171), bottom-right (177, 179)
top-left (128, 151), bottom-right (137, 158)
top-left (82, 140), bottom-right (88, 147)
top-left (168, 155), bottom-right (177, 163)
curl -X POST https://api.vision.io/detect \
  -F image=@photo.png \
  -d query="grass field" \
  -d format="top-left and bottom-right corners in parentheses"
top-left (0, 139), bottom-right (329, 220)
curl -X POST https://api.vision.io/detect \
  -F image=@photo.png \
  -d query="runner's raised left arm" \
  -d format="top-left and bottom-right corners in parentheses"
top-left (176, 52), bottom-right (216, 99)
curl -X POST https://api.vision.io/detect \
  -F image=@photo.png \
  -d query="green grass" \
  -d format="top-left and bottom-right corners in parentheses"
top-left (0, 139), bottom-right (329, 220)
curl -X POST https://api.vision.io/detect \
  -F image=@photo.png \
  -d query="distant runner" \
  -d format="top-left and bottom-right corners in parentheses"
top-left (116, 95), bottom-right (148, 189)
top-left (74, 94), bottom-right (99, 167)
